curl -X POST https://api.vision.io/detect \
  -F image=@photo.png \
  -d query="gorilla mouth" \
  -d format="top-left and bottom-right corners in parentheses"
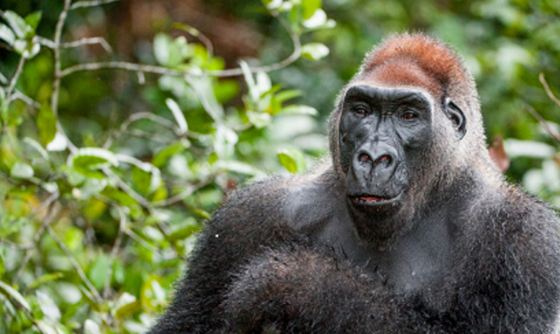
top-left (349, 192), bottom-right (402, 206)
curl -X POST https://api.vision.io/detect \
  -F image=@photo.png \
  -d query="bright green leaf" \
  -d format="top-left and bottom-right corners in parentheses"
top-left (36, 291), bottom-right (61, 323)
top-left (24, 11), bottom-right (42, 32)
top-left (10, 162), bottom-right (34, 179)
top-left (0, 280), bottom-right (30, 310)
top-left (302, 0), bottom-right (321, 20)
top-left (37, 103), bottom-right (57, 146)
top-left (275, 89), bottom-right (301, 103)
top-left (0, 24), bottom-right (15, 46)
top-left (278, 148), bottom-right (306, 174)
top-left (301, 43), bottom-right (329, 61)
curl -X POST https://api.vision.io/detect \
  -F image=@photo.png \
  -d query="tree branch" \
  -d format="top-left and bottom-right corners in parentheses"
top-left (70, 0), bottom-right (119, 10)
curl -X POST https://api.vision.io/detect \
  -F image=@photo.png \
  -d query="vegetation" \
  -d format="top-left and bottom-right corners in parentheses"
top-left (0, 0), bottom-right (559, 333)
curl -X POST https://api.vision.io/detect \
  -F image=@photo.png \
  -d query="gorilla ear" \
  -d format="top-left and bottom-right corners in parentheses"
top-left (445, 98), bottom-right (467, 140)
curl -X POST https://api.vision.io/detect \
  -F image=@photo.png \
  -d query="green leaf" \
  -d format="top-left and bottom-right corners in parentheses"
top-left (302, 0), bottom-right (321, 20)
top-left (3, 11), bottom-right (29, 39)
top-left (87, 255), bottom-right (108, 290)
top-left (166, 98), bottom-right (188, 134)
top-left (247, 110), bottom-right (271, 128)
top-left (277, 148), bottom-right (306, 174)
top-left (277, 105), bottom-right (318, 115)
top-left (0, 280), bottom-right (30, 310)
top-left (84, 320), bottom-right (102, 334)
top-left (10, 162), bottom-right (34, 179)
top-left (36, 291), bottom-right (60, 323)
top-left (153, 141), bottom-right (187, 168)
top-left (37, 103), bottom-right (57, 146)
top-left (24, 11), bottom-right (42, 32)
top-left (301, 43), bottom-right (329, 61)
top-left (154, 33), bottom-right (171, 66)
top-left (113, 292), bottom-right (138, 319)
top-left (71, 148), bottom-right (118, 179)
top-left (262, 0), bottom-right (283, 10)
top-left (168, 223), bottom-right (202, 242)
top-left (275, 89), bottom-right (301, 103)
top-left (23, 137), bottom-right (49, 160)
top-left (28, 273), bottom-right (64, 290)
top-left (0, 24), bottom-right (15, 46)
top-left (14, 39), bottom-right (41, 58)
top-left (132, 166), bottom-right (153, 196)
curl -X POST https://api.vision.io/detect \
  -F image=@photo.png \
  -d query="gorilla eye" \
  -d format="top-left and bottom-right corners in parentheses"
top-left (401, 112), bottom-right (417, 120)
top-left (352, 105), bottom-right (370, 116)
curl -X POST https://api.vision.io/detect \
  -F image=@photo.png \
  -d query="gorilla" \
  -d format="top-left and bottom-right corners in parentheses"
top-left (149, 33), bottom-right (560, 333)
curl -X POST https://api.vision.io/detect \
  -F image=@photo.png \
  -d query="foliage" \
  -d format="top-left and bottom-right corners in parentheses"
top-left (0, 0), bottom-right (329, 332)
top-left (1, 0), bottom-right (560, 333)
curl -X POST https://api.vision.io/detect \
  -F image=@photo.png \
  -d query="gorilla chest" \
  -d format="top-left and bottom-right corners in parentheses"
top-left (315, 211), bottom-right (455, 294)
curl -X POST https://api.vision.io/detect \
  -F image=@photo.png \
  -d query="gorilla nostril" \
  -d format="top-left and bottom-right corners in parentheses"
top-left (359, 153), bottom-right (371, 163)
top-left (374, 155), bottom-right (393, 167)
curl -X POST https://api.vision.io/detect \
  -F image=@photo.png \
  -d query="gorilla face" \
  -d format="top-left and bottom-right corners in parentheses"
top-left (339, 85), bottom-right (434, 234)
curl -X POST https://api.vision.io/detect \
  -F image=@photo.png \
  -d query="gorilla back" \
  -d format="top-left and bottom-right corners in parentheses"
top-left (149, 33), bottom-right (560, 333)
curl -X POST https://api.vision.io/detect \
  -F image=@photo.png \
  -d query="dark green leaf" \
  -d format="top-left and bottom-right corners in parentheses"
top-left (71, 148), bottom-right (118, 179)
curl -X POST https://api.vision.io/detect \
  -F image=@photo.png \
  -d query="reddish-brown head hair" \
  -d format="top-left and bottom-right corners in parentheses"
top-left (356, 33), bottom-right (470, 99)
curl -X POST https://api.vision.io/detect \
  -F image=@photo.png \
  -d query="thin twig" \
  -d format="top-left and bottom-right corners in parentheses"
top-left (539, 73), bottom-right (560, 108)
top-left (35, 36), bottom-right (56, 49)
top-left (524, 103), bottom-right (560, 142)
top-left (47, 225), bottom-right (103, 303)
top-left (70, 0), bottom-right (119, 10)
top-left (6, 56), bottom-right (25, 99)
top-left (51, 0), bottom-right (78, 153)
top-left (62, 37), bottom-right (113, 53)
top-left (59, 11), bottom-right (301, 78)
top-left (103, 207), bottom-right (126, 298)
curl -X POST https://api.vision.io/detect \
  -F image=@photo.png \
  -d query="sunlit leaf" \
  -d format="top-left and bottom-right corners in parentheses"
top-left (278, 148), bottom-right (306, 174)
top-left (10, 162), bottom-right (34, 179)
top-left (3, 10), bottom-right (29, 39)
top-left (0, 280), bottom-right (30, 310)
top-left (247, 110), bottom-right (271, 128)
top-left (301, 43), bottom-right (329, 61)
top-left (166, 98), bottom-right (188, 134)
top-left (84, 320), bottom-right (102, 334)
top-left (0, 24), bottom-right (15, 46)
top-left (154, 33), bottom-right (171, 66)
top-left (36, 291), bottom-right (61, 323)
top-left (153, 141), bottom-right (187, 168)
top-left (277, 105), bottom-right (318, 115)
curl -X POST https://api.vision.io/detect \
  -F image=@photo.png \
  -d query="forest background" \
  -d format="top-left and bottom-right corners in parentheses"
top-left (1, 0), bottom-right (560, 333)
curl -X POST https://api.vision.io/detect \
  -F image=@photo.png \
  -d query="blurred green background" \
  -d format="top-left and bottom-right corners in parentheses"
top-left (1, 0), bottom-right (560, 333)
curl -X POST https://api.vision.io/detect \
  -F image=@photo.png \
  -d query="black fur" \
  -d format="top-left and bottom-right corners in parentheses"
top-left (149, 34), bottom-right (560, 334)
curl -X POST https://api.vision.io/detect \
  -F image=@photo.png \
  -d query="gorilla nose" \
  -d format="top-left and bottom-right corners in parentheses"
top-left (354, 145), bottom-right (397, 178)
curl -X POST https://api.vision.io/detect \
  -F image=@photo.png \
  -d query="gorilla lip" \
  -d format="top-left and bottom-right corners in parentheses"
top-left (349, 193), bottom-right (402, 205)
